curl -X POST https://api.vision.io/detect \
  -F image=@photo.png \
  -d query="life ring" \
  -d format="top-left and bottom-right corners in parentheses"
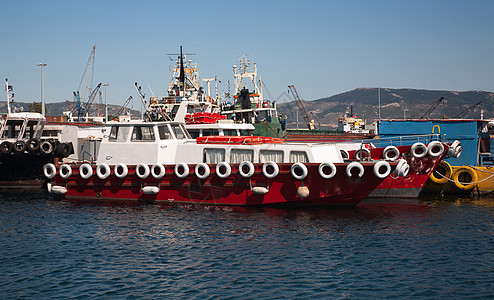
top-left (175, 162), bottom-right (189, 178)
top-left (0, 141), bottom-right (13, 154)
top-left (427, 141), bottom-right (444, 157)
top-left (216, 162), bottom-right (231, 179)
top-left (319, 162), bottom-right (337, 179)
top-left (395, 159), bottom-right (410, 177)
top-left (96, 163), bottom-right (111, 179)
top-left (151, 163), bottom-right (166, 179)
top-left (340, 149), bottom-right (350, 160)
top-left (373, 161), bottom-right (391, 179)
top-left (195, 163), bottom-right (210, 179)
top-left (383, 146), bottom-right (400, 161)
top-left (411, 142), bottom-right (427, 158)
top-left (59, 164), bottom-right (72, 179)
top-left (262, 161), bottom-right (279, 179)
top-left (13, 140), bottom-right (26, 153)
top-left (429, 161), bottom-right (452, 184)
top-left (40, 141), bottom-right (54, 155)
top-left (114, 163), bottom-right (128, 179)
top-left (346, 161), bottom-right (364, 178)
top-left (291, 162), bottom-right (308, 180)
top-left (354, 148), bottom-right (370, 160)
top-left (27, 138), bottom-right (40, 152)
top-left (79, 163), bottom-right (93, 179)
top-left (453, 167), bottom-right (478, 191)
top-left (136, 163), bottom-right (150, 179)
top-left (43, 163), bottom-right (57, 179)
top-left (239, 161), bottom-right (255, 178)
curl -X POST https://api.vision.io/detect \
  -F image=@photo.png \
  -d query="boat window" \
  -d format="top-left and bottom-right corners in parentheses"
top-left (290, 151), bottom-right (308, 163)
top-left (131, 125), bottom-right (155, 141)
top-left (203, 129), bottom-right (219, 136)
top-left (260, 150), bottom-right (284, 163)
top-left (223, 129), bottom-right (237, 136)
top-left (240, 130), bottom-right (253, 136)
top-left (1, 120), bottom-right (23, 139)
top-left (109, 126), bottom-right (130, 142)
top-left (231, 149), bottom-right (254, 164)
top-left (188, 129), bottom-right (200, 139)
top-left (158, 125), bottom-right (173, 140)
top-left (170, 124), bottom-right (187, 139)
top-left (204, 148), bottom-right (225, 164)
top-left (24, 120), bottom-right (39, 139)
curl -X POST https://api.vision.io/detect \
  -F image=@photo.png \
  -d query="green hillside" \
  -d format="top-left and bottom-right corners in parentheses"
top-left (277, 88), bottom-right (494, 130)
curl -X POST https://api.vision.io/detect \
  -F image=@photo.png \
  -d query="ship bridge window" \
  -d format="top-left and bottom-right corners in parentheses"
top-left (223, 129), bottom-right (237, 136)
top-left (109, 126), bottom-right (130, 142)
top-left (131, 125), bottom-right (155, 141)
top-left (240, 129), bottom-right (253, 136)
top-left (170, 124), bottom-right (189, 139)
top-left (260, 150), bottom-right (284, 163)
top-left (203, 129), bottom-right (219, 136)
top-left (187, 129), bottom-right (200, 139)
top-left (231, 149), bottom-right (254, 164)
top-left (1, 120), bottom-right (23, 139)
top-left (24, 120), bottom-right (39, 139)
top-left (204, 148), bottom-right (225, 164)
top-left (290, 151), bottom-right (308, 163)
top-left (158, 125), bottom-right (173, 140)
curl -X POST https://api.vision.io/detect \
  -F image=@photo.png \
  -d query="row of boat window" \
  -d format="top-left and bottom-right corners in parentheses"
top-left (188, 129), bottom-right (254, 138)
top-left (1, 120), bottom-right (40, 139)
top-left (203, 148), bottom-right (309, 164)
top-left (109, 124), bottom-right (190, 142)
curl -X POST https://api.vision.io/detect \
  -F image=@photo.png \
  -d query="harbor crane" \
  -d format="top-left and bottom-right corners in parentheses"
top-left (455, 101), bottom-right (483, 119)
top-left (288, 85), bottom-right (320, 130)
top-left (70, 46), bottom-right (97, 121)
top-left (414, 96), bottom-right (446, 119)
top-left (117, 96), bottom-right (133, 117)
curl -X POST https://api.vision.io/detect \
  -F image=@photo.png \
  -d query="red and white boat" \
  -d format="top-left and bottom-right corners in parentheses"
top-left (338, 136), bottom-right (461, 198)
top-left (44, 120), bottom-right (409, 206)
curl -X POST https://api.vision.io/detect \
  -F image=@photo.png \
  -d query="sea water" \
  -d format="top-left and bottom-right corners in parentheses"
top-left (0, 190), bottom-right (492, 299)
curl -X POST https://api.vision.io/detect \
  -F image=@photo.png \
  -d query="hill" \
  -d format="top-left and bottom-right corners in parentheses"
top-left (276, 88), bottom-right (494, 129)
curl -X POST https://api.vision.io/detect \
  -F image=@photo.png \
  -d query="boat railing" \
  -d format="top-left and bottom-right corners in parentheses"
top-left (347, 133), bottom-right (443, 149)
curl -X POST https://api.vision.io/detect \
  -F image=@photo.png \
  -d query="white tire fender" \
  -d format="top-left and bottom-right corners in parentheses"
top-left (151, 163), bottom-right (166, 179)
top-left (383, 146), bottom-right (400, 161)
top-left (262, 161), bottom-right (279, 179)
top-left (291, 162), bottom-right (308, 180)
top-left (114, 163), bottom-right (128, 179)
top-left (411, 142), bottom-right (427, 158)
top-left (346, 161), bottom-right (364, 178)
top-left (427, 141), bottom-right (444, 157)
top-left (216, 162), bottom-right (231, 179)
top-left (239, 161), bottom-right (255, 178)
top-left (373, 161), bottom-right (391, 179)
top-left (319, 162), bottom-right (337, 179)
top-left (96, 163), bottom-right (111, 179)
top-left (43, 163), bottom-right (57, 179)
top-left (195, 163), bottom-right (210, 179)
top-left (59, 164), bottom-right (72, 179)
top-left (175, 162), bottom-right (189, 179)
top-left (136, 163), bottom-right (150, 179)
top-left (79, 163), bottom-right (93, 179)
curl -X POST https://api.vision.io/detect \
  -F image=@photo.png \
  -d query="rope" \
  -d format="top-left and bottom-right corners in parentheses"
top-left (433, 167), bottom-right (494, 185)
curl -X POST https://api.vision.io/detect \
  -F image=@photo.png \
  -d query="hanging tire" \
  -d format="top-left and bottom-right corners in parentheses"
top-left (383, 146), bottom-right (400, 161)
top-left (427, 141), bottom-right (444, 157)
top-left (453, 167), bottom-right (478, 191)
top-left (56, 143), bottom-right (73, 158)
top-left (59, 164), bottom-right (72, 179)
top-left (151, 163), bottom-right (166, 179)
top-left (79, 163), bottom-right (93, 179)
top-left (395, 159), bottom-right (410, 177)
top-left (411, 142), bottom-right (427, 158)
top-left (354, 148), bottom-right (370, 160)
top-left (27, 138), bottom-right (40, 152)
top-left (96, 163), bottom-right (111, 179)
top-left (319, 162), bottom-right (337, 179)
top-left (136, 163), bottom-right (150, 179)
top-left (0, 141), bottom-right (13, 154)
top-left (291, 162), bottom-right (308, 180)
top-left (43, 163), bottom-right (57, 179)
top-left (13, 140), bottom-right (26, 153)
top-left (262, 161), bottom-right (279, 179)
top-left (239, 161), bottom-right (255, 178)
top-left (40, 141), bottom-right (54, 155)
top-left (430, 161), bottom-right (452, 185)
top-left (346, 162), bottom-right (364, 178)
top-left (175, 163), bottom-right (189, 179)
top-left (194, 163), bottom-right (210, 179)
top-left (340, 149), bottom-right (350, 160)
top-left (373, 161), bottom-right (391, 179)
top-left (216, 162), bottom-right (231, 179)
top-left (114, 163), bottom-right (128, 179)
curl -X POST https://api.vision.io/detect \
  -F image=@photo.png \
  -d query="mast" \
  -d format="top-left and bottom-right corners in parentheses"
top-left (5, 79), bottom-right (11, 114)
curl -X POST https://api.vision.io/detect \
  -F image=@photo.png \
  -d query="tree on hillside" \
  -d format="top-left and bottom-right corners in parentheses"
top-left (28, 102), bottom-right (47, 114)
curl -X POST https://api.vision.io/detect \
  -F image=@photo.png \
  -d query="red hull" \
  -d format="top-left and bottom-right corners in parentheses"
top-left (348, 144), bottom-right (449, 198)
top-left (51, 162), bottom-right (394, 206)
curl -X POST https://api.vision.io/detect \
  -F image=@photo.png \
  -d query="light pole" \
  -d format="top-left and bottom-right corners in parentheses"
top-left (102, 84), bottom-right (109, 122)
top-left (37, 63), bottom-right (47, 116)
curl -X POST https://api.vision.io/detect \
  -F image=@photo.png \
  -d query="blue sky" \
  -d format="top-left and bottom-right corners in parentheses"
top-left (1, 0), bottom-right (493, 108)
